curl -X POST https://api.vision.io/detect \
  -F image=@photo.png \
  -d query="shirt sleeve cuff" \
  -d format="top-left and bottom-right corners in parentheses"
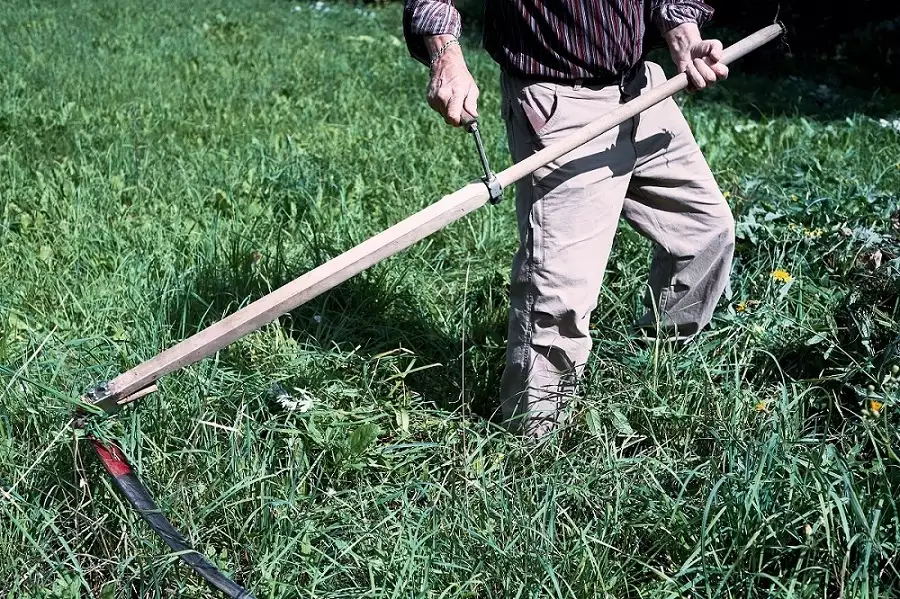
top-left (651, 1), bottom-right (714, 34)
top-left (402, 0), bottom-right (463, 67)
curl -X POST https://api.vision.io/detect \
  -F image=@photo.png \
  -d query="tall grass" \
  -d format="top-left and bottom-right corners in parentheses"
top-left (1, 0), bottom-right (899, 597)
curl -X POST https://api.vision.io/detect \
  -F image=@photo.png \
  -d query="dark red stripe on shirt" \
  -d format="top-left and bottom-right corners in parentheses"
top-left (403, 0), bottom-right (713, 80)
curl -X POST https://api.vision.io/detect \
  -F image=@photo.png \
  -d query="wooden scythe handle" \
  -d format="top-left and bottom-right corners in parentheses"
top-left (98, 24), bottom-right (784, 405)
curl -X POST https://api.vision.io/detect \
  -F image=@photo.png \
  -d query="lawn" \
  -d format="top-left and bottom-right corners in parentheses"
top-left (2, 0), bottom-right (900, 597)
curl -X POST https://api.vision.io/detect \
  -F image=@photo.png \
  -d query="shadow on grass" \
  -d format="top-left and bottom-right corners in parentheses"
top-left (742, 263), bottom-right (900, 429)
top-left (161, 237), bottom-right (510, 423)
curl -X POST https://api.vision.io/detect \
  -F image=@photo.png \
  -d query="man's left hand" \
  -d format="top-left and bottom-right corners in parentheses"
top-left (664, 23), bottom-right (728, 90)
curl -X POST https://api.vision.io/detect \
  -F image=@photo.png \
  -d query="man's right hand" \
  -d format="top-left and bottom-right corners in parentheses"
top-left (425, 35), bottom-right (480, 127)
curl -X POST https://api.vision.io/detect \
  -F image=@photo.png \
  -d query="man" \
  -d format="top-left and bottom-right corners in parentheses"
top-left (402, 0), bottom-right (734, 438)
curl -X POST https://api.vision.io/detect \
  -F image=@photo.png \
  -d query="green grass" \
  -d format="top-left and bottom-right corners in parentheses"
top-left (2, 0), bottom-right (900, 597)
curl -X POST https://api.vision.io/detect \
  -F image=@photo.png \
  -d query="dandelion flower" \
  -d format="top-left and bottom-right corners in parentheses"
top-left (755, 401), bottom-right (769, 413)
top-left (870, 399), bottom-right (883, 414)
top-left (771, 268), bottom-right (793, 283)
top-left (735, 301), bottom-right (747, 313)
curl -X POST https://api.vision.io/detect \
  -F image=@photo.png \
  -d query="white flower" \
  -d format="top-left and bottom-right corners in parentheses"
top-left (313, 314), bottom-right (322, 323)
top-left (292, 5), bottom-right (301, 11)
top-left (278, 396), bottom-right (313, 413)
top-left (879, 118), bottom-right (900, 133)
top-left (273, 386), bottom-right (314, 412)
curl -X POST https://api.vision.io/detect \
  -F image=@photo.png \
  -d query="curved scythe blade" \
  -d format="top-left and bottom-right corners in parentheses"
top-left (90, 439), bottom-right (256, 599)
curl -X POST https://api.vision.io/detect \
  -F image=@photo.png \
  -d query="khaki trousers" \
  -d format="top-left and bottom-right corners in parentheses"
top-left (498, 61), bottom-right (735, 437)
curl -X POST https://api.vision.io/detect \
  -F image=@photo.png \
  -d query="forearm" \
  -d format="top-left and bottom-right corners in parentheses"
top-left (663, 22), bottom-right (702, 56)
top-left (649, 0), bottom-right (713, 34)
top-left (424, 34), bottom-right (457, 57)
top-left (402, 0), bottom-right (462, 67)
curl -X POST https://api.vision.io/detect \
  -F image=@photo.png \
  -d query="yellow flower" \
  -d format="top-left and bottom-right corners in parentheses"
top-left (723, 191), bottom-right (731, 200)
top-left (755, 401), bottom-right (769, 413)
top-left (790, 194), bottom-right (798, 202)
top-left (771, 268), bottom-right (793, 283)
top-left (804, 228), bottom-right (824, 238)
top-left (870, 400), bottom-right (883, 414)
top-left (735, 300), bottom-right (760, 313)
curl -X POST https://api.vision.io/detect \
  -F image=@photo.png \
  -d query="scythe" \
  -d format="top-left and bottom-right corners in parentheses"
top-left (75, 24), bottom-right (784, 597)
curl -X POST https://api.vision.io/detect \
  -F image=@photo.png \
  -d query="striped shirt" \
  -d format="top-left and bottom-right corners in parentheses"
top-left (403, 0), bottom-right (714, 82)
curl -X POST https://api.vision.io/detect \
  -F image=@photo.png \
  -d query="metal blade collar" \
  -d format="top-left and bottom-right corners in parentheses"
top-left (83, 381), bottom-right (122, 416)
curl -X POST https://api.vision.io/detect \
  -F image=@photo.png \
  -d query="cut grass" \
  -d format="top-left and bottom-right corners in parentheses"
top-left (2, 0), bottom-right (900, 597)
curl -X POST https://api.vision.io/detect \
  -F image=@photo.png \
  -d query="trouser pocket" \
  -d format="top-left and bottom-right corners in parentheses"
top-left (520, 84), bottom-right (560, 137)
